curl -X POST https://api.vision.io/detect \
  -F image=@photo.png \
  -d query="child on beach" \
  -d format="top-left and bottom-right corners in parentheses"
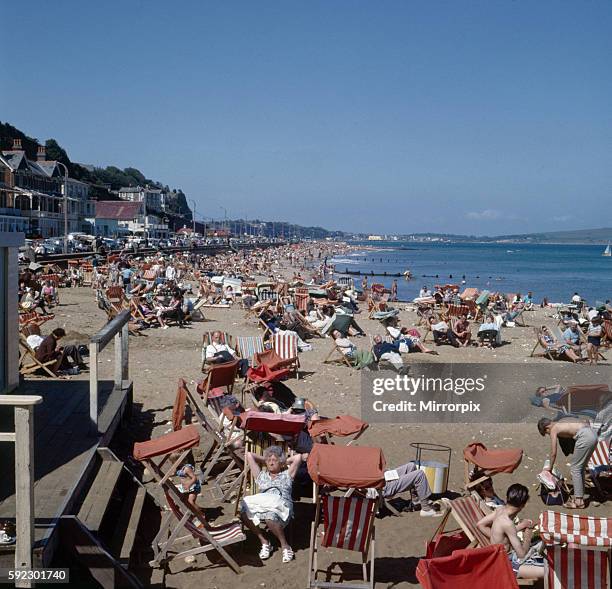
top-left (173, 459), bottom-right (207, 527)
top-left (477, 484), bottom-right (544, 580)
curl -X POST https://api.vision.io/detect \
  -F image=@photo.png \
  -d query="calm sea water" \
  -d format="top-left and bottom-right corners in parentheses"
top-left (331, 241), bottom-right (612, 304)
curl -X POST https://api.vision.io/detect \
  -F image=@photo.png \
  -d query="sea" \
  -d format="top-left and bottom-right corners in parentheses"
top-left (330, 241), bottom-right (612, 305)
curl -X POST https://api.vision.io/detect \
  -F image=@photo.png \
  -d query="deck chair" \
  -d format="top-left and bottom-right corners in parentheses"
top-left (540, 510), bottom-right (611, 589)
top-left (530, 327), bottom-right (558, 360)
top-left (198, 361), bottom-right (239, 409)
top-left (463, 442), bottom-right (523, 490)
top-left (269, 332), bottom-right (300, 378)
top-left (105, 285), bottom-right (127, 313)
top-left (323, 340), bottom-right (355, 368)
top-left (587, 439), bottom-right (611, 498)
top-left (177, 379), bottom-right (245, 501)
top-left (307, 444), bottom-right (386, 589)
top-left (431, 496), bottom-right (490, 550)
top-left (201, 331), bottom-right (234, 369)
top-left (18, 334), bottom-right (57, 377)
top-left (445, 304), bottom-right (470, 319)
top-left (602, 320), bottom-right (612, 348)
top-left (234, 412), bottom-right (304, 514)
top-left (235, 335), bottom-right (265, 364)
top-left (416, 544), bottom-right (519, 589)
top-left (242, 363), bottom-right (291, 406)
top-left (132, 427), bottom-right (245, 572)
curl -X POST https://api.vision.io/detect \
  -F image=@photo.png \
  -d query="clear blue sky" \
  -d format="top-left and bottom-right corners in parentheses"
top-left (3, 1), bottom-right (611, 235)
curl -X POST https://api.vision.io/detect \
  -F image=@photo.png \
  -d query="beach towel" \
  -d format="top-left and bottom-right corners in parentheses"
top-left (241, 493), bottom-right (290, 526)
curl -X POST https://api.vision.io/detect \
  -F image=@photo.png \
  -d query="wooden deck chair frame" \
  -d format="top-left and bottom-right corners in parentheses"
top-left (530, 327), bottom-right (557, 361)
top-left (308, 485), bottom-right (379, 589)
top-left (18, 334), bottom-right (57, 377)
top-left (179, 380), bottom-right (245, 502)
top-left (323, 341), bottom-right (355, 368)
top-left (139, 449), bottom-right (245, 572)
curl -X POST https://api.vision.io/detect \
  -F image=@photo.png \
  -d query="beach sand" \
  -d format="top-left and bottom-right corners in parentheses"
top-left (34, 262), bottom-right (610, 588)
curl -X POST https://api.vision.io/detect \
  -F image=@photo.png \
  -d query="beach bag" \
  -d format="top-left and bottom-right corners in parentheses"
top-left (537, 470), bottom-right (569, 505)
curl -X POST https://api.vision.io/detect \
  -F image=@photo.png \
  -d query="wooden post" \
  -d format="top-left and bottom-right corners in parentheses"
top-left (114, 331), bottom-right (122, 390)
top-left (89, 342), bottom-right (99, 434)
top-left (14, 406), bottom-right (35, 588)
top-left (0, 395), bottom-right (42, 589)
top-left (121, 322), bottom-right (129, 385)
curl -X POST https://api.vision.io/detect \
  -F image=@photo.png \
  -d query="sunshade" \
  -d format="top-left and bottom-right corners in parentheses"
top-left (463, 442), bottom-right (522, 475)
top-left (308, 415), bottom-right (369, 438)
top-left (307, 443), bottom-right (386, 488)
top-left (239, 411), bottom-right (305, 435)
top-left (133, 425), bottom-right (199, 460)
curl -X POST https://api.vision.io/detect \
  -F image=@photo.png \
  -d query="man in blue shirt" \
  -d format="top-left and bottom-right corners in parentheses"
top-left (562, 321), bottom-right (583, 357)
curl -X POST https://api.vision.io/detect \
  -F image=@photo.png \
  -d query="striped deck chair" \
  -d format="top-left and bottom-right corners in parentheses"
top-left (294, 291), bottom-right (310, 314)
top-left (271, 331), bottom-right (300, 378)
top-left (445, 303), bottom-right (470, 319)
top-left (132, 427), bottom-right (245, 572)
top-left (235, 335), bottom-right (265, 364)
top-left (105, 285), bottom-right (127, 312)
top-left (539, 510), bottom-right (611, 589)
top-left (18, 311), bottom-right (51, 328)
top-left (307, 444), bottom-right (386, 589)
top-left (602, 320), bottom-right (612, 348)
top-left (432, 496), bottom-right (491, 550)
top-left (588, 439), bottom-right (611, 498)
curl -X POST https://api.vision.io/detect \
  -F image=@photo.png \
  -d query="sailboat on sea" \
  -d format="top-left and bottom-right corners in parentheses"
top-left (603, 243), bottom-right (611, 257)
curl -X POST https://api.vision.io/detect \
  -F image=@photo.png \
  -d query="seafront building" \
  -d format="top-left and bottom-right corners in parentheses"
top-left (0, 140), bottom-right (90, 236)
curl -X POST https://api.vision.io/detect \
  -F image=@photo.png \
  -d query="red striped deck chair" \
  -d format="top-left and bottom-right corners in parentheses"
top-left (143, 269), bottom-right (157, 282)
top-left (540, 510), bottom-right (611, 589)
top-left (588, 439), bottom-right (611, 499)
top-left (294, 291), bottom-right (310, 314)
top-left (132, 427), bottom-right (245, 572)
top-left (432, 496), bottom-right (491, 550)
top-left (18, 311), bottom-right (50, 328)
top-left (272, 331), bottom-right (300, 378)
top-left (105, 285), bottom-right (127, 312)
top-left (307, 444), bottom-right (386, 589)
top-left (602, 320), bottom-right (612, 348)
top-left (445, 303), bottom-right (470, 319)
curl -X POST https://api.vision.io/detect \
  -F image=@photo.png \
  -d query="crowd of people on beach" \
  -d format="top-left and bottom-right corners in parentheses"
top-left (16, 240), bottom-right (611, 585)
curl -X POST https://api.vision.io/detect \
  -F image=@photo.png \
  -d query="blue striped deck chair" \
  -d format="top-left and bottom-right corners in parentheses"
top-left (235, 335), bottom-right (265, 363)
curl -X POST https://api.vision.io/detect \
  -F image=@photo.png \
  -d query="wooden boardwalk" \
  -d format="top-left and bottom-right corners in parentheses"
top-left (0, 378), bottom-right (131, 567)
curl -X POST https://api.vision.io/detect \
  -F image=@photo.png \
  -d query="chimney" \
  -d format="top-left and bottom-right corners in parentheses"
top-left (37, 145), bottom-right (46, 161)
top-left (12, 138), bottom-right (23, 151)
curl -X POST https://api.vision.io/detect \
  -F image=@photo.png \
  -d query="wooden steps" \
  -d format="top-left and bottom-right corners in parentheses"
top-left (59, 449), bottom-right (158, 586)
top-left (78, 460), bottom-right (123, 534)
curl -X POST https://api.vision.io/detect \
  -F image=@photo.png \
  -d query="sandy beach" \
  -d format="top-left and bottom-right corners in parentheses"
top-left (31, 250), bottom-right (610, 589)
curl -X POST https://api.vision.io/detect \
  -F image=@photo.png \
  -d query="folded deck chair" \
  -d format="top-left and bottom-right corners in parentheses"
top-left (416, 544), bottom-right (519, 589)
top-left (307, 444), bottom-right (386, 589)
top-left (540, 510), bottom-right (611, 589)
top-left (177, 379), bottom-right (245, 501)
top-left (308, 415), bottom-right (369, 446)
top-left (132, 426), bottom-right (245, 572)
top-left (553, 383), bottom-right (610, 417)
top-left (18, 334), bottom-right (57, 377)
top-left (463, 442), bottom-right (523, 490)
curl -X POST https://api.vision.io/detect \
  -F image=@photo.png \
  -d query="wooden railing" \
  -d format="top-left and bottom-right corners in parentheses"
top-left (0, 395), bottom-right (43, 588)
top-left (89, 310), bottom-right (130, 434)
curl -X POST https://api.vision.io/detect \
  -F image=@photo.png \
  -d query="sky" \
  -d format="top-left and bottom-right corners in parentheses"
top-left (2, 1), bottom-right (611, 235)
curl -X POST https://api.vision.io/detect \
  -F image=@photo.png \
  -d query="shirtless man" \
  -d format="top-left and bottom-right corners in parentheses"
top-left (538, 417), bottom-right (598, 509)
top-left (477, 484), bottom-right (544, 580)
